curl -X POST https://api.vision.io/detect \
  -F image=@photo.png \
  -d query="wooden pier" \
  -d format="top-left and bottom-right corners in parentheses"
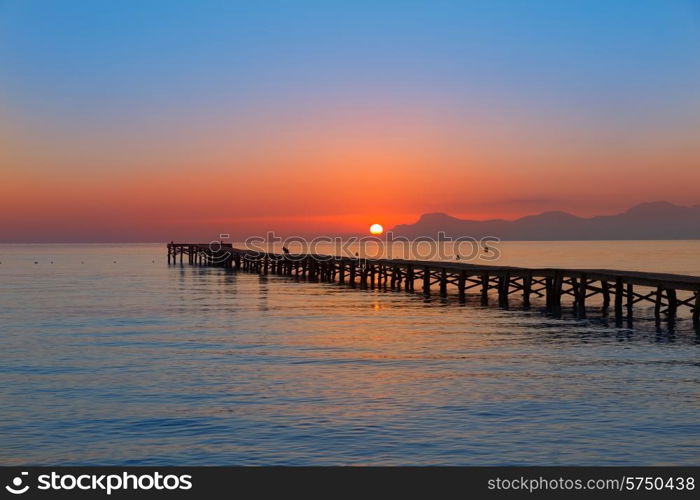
top-left (167, 242), bottom-right (700, 328)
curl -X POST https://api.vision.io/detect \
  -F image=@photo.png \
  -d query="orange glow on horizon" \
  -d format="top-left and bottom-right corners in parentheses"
top-left (3, 92), bottom-right (700, 242)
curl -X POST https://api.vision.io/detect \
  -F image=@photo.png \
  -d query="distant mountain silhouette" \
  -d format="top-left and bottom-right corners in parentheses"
top-left (391, 202), bottom-right (700, 240)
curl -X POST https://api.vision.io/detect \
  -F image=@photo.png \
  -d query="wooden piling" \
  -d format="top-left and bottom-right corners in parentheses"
top-left (523, 273), bottom-right (532, 308)
top-left (349, 261), bottom-right (356, 288)
top-left (614, 278), bottom-right (623, 319)
top-left (498, 272), bottom-right (509, 308)
top-left (481, 272), bottom-right (489, 305)
top-left (626, 283), bottom-right (634, 318)
top-left (423, 266), bottom-right (431, 297)
top-left (439, 268), bottom-right (447, 298)
top-left (667, 288), bottom-right (678, 319)
top-left (458, 270), bottom-right (466, 303)
top-left (577, 274), bottom-right (587, 318)
top-left (602, 281), bottom-right (610, 312)
top-left (654, 286), bottom-right (663, 319)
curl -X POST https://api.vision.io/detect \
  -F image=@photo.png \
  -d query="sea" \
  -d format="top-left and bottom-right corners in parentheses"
top-left (1, 241), bottom-right (698, 465)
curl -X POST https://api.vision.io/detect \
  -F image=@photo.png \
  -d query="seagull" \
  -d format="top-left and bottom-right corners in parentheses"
top-left (282, 247), bottom-right (290, 254)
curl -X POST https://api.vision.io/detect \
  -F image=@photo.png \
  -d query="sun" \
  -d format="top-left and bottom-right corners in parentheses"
top-left (369, 223), bottom-right (384, 235)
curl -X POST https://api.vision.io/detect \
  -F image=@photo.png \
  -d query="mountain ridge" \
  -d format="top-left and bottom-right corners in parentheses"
top-left (391, 202), bottom-right (700, 240)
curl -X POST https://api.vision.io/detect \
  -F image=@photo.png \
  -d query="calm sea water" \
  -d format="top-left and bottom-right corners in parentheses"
top-left (1, 242), bottom-right (698, 465)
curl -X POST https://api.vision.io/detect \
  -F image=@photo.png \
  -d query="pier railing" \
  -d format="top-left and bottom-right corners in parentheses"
top-left (167, 242), bottom-right (700, 328)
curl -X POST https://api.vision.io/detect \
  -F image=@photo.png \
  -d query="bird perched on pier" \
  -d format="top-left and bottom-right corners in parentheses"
top-left (282, 247), bottom-right (290, 254)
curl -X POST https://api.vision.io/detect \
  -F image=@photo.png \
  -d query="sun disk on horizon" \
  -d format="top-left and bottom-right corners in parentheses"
top-left (369, 223), bottom-right (384, 235)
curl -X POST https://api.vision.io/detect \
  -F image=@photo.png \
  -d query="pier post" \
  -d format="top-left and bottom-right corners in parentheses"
top-left (423, 266), bottom-right (431, 297)
top-left (666, 288), bottom-right (678, 319)
top-left (654, 286), bottom-right (663, 319)
top-left (349, 261), bottom-right (356, 288)
top-left (339, 262), bottom-right (345, 284)
top-left (614, 278), bottom-right (623, 319)
top-left (406, 265), bottom-right (414, 292)
top-left (498, 273), bottom-right (509, 308)
top-left (577, 274), bottom-right (587, 318)
top-left (549, 271), bottom-right (562, 314)
top-left (523, 273), bottom-right (532, 309)
top-left (481, 272), bottom-right (489, 305)
top-left (626, 283), bottom-right (634, 318)
top-left (602, 281), bottom-right (610, 312)
top-left (458, 271), bottom-right (466, 303)
top-left (555, 272), bottom-right (563, 311)
top-left (439, 268), bottom-right (447, 299)
top-left (693, 291), bottom-right (700, 329)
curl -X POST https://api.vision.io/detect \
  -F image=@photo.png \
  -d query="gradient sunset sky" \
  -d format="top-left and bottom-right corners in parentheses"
top-left (2, 0), bottom-right (699, 242)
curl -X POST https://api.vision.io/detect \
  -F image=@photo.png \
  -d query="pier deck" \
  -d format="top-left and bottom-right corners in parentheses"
top-left (167, 242), bottom-right (700, 327)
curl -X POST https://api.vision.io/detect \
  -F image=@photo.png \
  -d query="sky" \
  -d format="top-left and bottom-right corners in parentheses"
top-left (1, 0), bottom-right (699, 242)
